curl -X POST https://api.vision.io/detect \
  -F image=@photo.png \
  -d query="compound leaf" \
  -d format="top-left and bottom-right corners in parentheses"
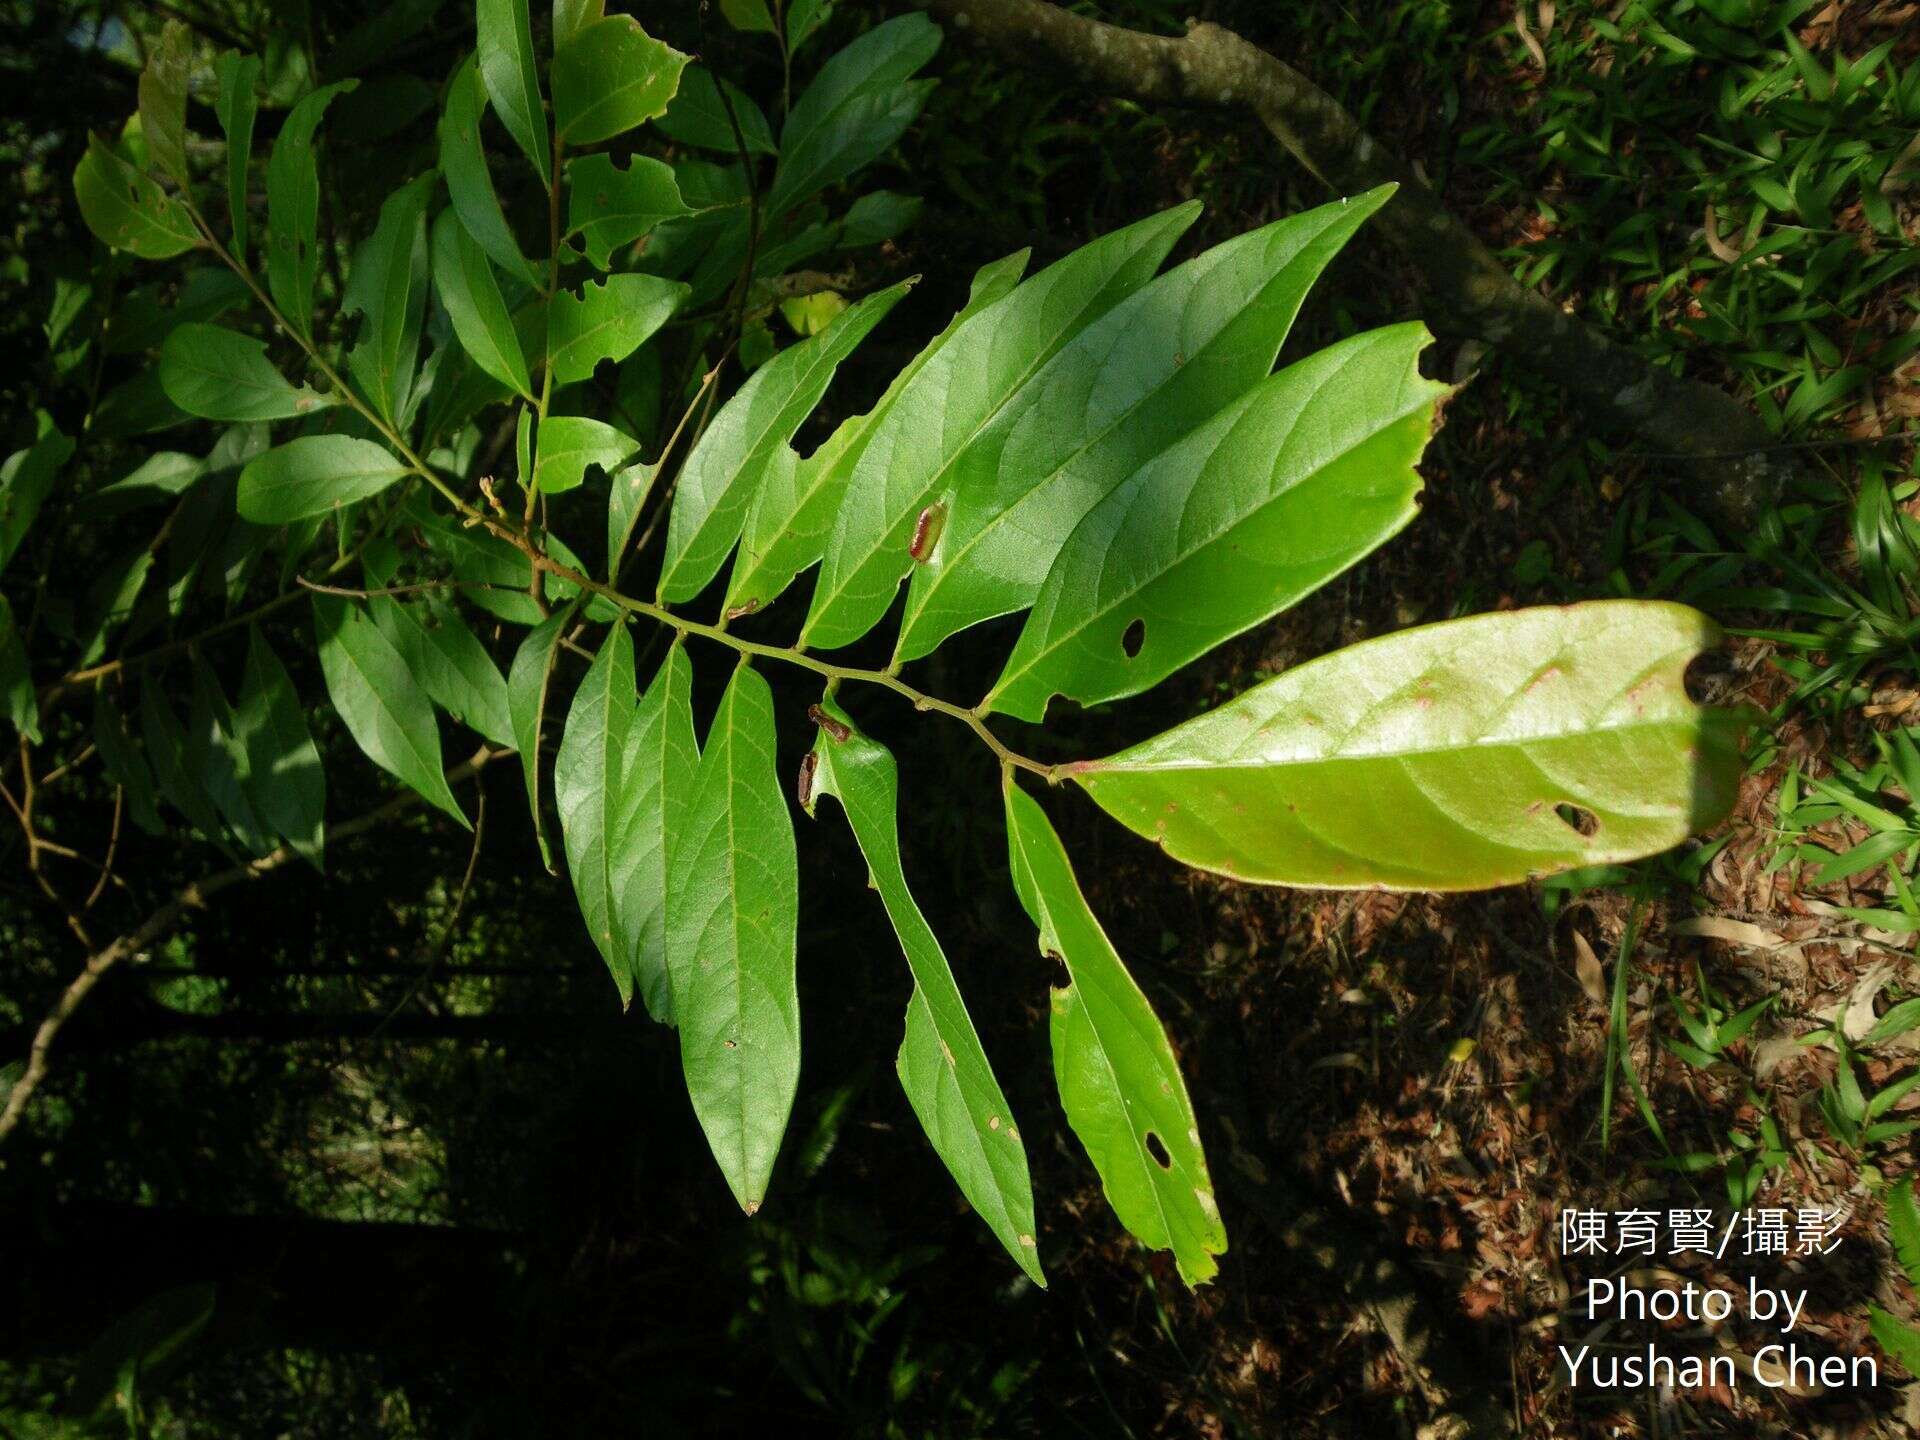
top-left (665, 662), bottom-right (799, 1214)
top-left (806, 699), bottom-right (1044, 1284)
top-left (1004, 784), bottom-right (1225, 1286)
top-left (1072, 602), bottom-right (1753, 890)
top-left (986, 322), bottom-right (1444, 719)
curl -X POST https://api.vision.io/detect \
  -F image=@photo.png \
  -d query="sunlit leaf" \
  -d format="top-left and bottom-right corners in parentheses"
top-left (158, 323), bottom-right (336, 422)
top-left (532, 415), bottom-right (638, 494)
top-left (806, 699), bottom-right (1044, 1283)
top-left (661, 278), bottom-right (912, 603)
top-left (606, 460), bottom-right (658, 580)
top-left (1072, 602), bottom-right (1753, 889)
top-left (565, 153), bottom-right (692, 270)
top-left (897, 189), bottom-right (1395, 663)
top-left (724, 251), bottom-right (1027, 616)
top-left (237, 436), bottom-right (410, 523)
top-left (803, 204), bottom-right (1197, 649)
top-left (552, 14), bottom-right (688, 148)
top-left (343, 172), bottom-right (437, 427)
top-left (312, 595), bottom-right (468, 827)
top-left (557, 621), bottom-right (637, 1003)
top-left (547, 273), bottom-right (686, 386)
top-left (1004, 784), bottom-right (1225, 1285)
top-left (665, 662), bottom-right (799, 1213)
top-left (612, 641), bottom-right (697, 1024)
top-left (430, 208), bottom-right (534, 401)
top-left (985, 323), bottom-right (1444, 719)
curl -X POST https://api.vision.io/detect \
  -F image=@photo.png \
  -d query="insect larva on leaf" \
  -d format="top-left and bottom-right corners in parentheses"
top-left (795, 751), bottom-right (818, 809)
top-left (806, 704), bottom-right (851, 743)
top-left (907, 501), bottom-right (946, 562)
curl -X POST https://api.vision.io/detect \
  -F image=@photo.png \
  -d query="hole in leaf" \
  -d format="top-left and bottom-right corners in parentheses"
top-left (1121, 618), bottom-right (1145, 658)
top-left (1684, 648), bottom-right (1738, 704)
top-left (1555, 803), bottom-right (1598, 837)
top-left (1045, 950), bottom-right (1070, 990)
top-left (1145, 1131), bottom-right (1172, 1169)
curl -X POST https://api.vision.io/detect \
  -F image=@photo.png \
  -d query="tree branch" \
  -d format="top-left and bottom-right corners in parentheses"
top-left (0, 748), bottom-right (503, 1146)
top-left (913, 0), bottom-right (1789, 527)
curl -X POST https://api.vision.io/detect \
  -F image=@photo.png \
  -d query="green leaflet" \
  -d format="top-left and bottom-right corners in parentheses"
top-left (656, 66), bottom-right (776, 157)
top-left (475, 0), bottom-right (549, 187)
top-left (438, 55), bottom-right (540, 289)
top-left (556, 622), bottom-right (637, 1004)
top-left (343, 173), bottom-right (436, 427)
top-left (138, 21), bottom-right (193, 191)
top-left (188, 655), bottom-right (275, 857)
top-left (1, 419), bottom-right (76, 580)
top-left (552, 0), bottom-right (601, 51)
top-left (565, 153), bottom-right (692, 270)
top-left (552, 14), bottom-right (688, 148)
top-left (430, 208), bottom-right (534, 400)
top-left (141, 678), bottom-right (226, 842)
top-left (0, 598), bottom-right (39, 744)
top-left (801, 203), bottom-right (1199, 650)
top-left (214, 54), bottom-right (260, 263)
top-left (312, 595), bottom-right (468, 827)
top-left (237, 435), bottom-right (410, 523)
top-left (532, 416), bottom-right (638, 494)
top-left (235, 626), bottom-right (325, 869)
top-left (805, 700), bottom-right (1044, 1284)
top-left (767, 14), bottom-right (940, 217)
top-left (665, 662), bottom-right (799, 1214)
top-left (267, 81), bottom-right (357, 341)
top-left (606, 461), bottom-right (658, 581)
top-left (93, 687), bottom-right (164, 836)
top-left (158, 324), bottom-right (336, 422)
top-left (73, 135), bottom-right (200, 259)
top-left (1003, 784), bottom-right (1226, 1286)
top-left (612, 641), bottom-right (697, 1025)
top-left (547, 274), bottom-right (687, 387)
top-left (1072, 602), bottom-right (1753, 890)
top-left (661, 279), bottom-right (912, 604)
top-left (896, 189), bottom-right (1396, 663)
top-left (363, 542), bottom-right (514, 748)
top-left (986, 323), bottom-right (1445, 720)
top-left (786, 0), bottom-right (832, 53)
top-left (507, 605), bottom-right (576, 871)
top-left (723, 252), bottom-right (1027, 615)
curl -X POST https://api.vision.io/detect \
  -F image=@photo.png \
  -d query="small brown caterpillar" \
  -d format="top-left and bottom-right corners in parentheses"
top-left (806, 704), bottom-right (851, 743)
top-left (795, 751), bottom-right (818, 808)
top-left (907, 501), bottom-right (946, 562)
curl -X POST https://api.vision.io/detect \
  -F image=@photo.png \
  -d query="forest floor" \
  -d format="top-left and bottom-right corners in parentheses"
top-left (999, 2), bottom-right (1920, 1436)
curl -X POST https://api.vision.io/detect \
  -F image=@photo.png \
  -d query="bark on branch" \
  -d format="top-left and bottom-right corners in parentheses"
top-left (0, 747), bottom-right (502, 1146)
top-left (915, 0), bottom-right (1789, 527)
